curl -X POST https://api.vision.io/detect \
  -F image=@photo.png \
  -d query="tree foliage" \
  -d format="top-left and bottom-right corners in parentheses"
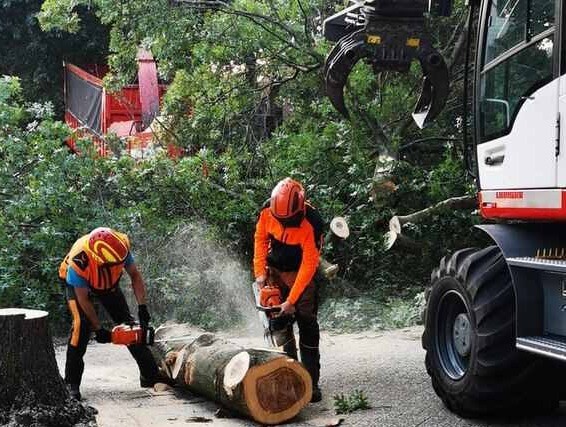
top-left (0, 0), bottom-right (109, 114)
top-left (0, 0), bottom-right (482, 329)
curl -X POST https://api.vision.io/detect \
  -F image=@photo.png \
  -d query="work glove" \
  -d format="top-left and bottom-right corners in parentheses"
top-left (278, 301), bottom-right (296, 316)
top-left (138, 304), bottom-right (151, 328)
top-left (94, 328), bottom-right (112, 344)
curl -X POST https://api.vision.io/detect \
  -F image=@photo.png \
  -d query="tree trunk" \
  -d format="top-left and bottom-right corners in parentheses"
top-left (151, 326), bottom-right (312, 425)
top-left (0, 308), bottom-right (95, 426)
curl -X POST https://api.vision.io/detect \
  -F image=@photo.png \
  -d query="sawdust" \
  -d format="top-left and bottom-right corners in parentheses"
top-left (129, 223), bottom-right (262, 334)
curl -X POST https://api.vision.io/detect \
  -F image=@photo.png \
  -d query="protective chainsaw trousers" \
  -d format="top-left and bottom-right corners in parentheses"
top-left (64, 286), bottom-right (159, 387)
top-left (268, 268), bottom-right (321, 388)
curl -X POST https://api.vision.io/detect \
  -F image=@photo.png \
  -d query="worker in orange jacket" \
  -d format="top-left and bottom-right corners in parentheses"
top-left (254, 178), bottom-right (325, 402)
top-left (59, 227), bottom-right (163, 400)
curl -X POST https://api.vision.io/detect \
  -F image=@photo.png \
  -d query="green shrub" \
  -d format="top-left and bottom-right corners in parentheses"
top-left (333, 390), bottom-right (371, 414)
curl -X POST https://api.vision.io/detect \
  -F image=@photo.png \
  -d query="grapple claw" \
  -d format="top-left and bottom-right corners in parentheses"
top-left (413, 47), bottom-right (450, 128)
top-left (324, 30), bottom-right (368, 117)
top-left (323, 0), bottom-right (451, 127)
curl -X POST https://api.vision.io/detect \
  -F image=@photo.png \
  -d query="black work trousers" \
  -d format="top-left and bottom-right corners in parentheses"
top-left (64, 286), bottom-right (159, 387)
top-left (267, 267), bottom-right (321, 387)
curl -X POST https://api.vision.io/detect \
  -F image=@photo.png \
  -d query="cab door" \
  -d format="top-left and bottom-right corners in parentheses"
top-left (557, 4), bottom-right (566, 186)
top-left (476, 0), bottom-right (558, 190)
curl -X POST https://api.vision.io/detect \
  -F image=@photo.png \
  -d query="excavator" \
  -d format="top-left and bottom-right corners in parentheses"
top-left (324, 0), bottom-right (566, 417)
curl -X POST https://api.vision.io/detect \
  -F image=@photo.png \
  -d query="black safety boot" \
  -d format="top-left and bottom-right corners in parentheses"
top-left (300, 344), bottom-right (321, 403)
top-left (67, 383), bottom-right (82, 401)
top-left (311, 386), bottom-right (322, 403)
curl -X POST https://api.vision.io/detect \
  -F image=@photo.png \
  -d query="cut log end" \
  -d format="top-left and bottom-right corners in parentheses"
top-left (389, 216), bottom-right (402, 235)
top-left (243, 357), bottom-right (312, 425)
top-left (384, 230), bottom-right (397, 251)
top-left (319, 258), bottom-right (339, 280)
top-left (223, 352), bottom-right (251, 396)
top-left (171, 347), bottom-right (187, 380)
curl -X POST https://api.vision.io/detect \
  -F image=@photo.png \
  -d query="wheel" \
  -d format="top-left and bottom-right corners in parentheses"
top-left (422, 246), bottom-right (561, 417)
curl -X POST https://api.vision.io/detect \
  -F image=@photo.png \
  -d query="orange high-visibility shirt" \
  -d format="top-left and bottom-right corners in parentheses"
top-left (254, 203), bottom-right (323, 305)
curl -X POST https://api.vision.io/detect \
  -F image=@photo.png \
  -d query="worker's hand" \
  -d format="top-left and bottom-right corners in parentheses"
top-left (278, 301), bottom-right (296, 316)
top-left (94, 328), bottom-right (112, 344)
top-left (255, 276), bottom-right (266, 288)
top-left (138, 304), bottom-right (151, 328)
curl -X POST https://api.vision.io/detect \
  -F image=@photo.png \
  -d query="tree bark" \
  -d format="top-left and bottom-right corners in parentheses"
top-left (150, 326), bottom-right (312, 425)
top-left (384, 230), bottom-right (422, 252)
top-left (0, 308), bottom-right (95, 426)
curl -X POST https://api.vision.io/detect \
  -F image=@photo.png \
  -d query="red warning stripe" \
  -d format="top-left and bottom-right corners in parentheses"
top-left (480, 190), bottom-right (566, 221)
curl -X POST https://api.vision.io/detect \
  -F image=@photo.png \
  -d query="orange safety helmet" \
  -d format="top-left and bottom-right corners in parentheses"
top-left (87, 227), bottom-right (130, 264)
top-left (270, 178), bottom-right (305, 220)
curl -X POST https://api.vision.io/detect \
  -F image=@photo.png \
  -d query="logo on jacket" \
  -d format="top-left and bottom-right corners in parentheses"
top-left (73, 251), bottom-right (89, 271)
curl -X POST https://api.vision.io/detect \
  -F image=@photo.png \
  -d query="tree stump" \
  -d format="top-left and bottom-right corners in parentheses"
top-left (0, 308), bottom-right (95, 427)
top-left (151, 326), bottom-right (312, 425)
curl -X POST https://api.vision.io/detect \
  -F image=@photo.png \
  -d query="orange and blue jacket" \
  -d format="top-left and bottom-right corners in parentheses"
top-left (58, 234), bottom-right (133, 293)
top-left (254, 202), bottom-right (324, 305)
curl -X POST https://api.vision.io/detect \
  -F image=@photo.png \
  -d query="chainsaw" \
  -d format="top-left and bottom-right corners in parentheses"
top-left (111, 323), bottom-right (155, 346)
top-left (111, 323), bottom-right (195, 346)
top-left (252, 283), bottom-right (293, 347)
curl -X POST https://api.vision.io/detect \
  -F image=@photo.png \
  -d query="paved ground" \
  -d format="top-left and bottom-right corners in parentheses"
top-left (55, 326), bottom-right (566, 427)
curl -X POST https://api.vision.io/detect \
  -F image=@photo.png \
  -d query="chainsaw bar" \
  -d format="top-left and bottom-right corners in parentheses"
top-left (153, 335), bottom-right (196, 344)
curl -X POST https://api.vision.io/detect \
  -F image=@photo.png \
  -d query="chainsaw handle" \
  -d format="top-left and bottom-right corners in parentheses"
top-left (256, 305), bottom-right (282, 315)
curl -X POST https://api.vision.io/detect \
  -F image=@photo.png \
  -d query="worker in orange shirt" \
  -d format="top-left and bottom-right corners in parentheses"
top-left (253, 178), bottom-right (325, 402)
top-left (59, 227), bottom-right (164, 400)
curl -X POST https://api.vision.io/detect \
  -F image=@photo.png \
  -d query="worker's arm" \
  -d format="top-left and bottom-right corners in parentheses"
top-left (74, 287), bottom-right (101, 330)
top-left (125, 262), bottom-right (147, 305)
top-left (125, 261), bottom-right (152, 328)
top-left (66, 267), bottom-right (101, 330)
top-left (253, 209), bottom-right (269, 284)
top-left (287, 229), bottom-right (320, 306)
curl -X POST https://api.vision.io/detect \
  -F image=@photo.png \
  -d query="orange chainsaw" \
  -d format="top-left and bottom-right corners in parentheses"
top-left (111, 323), bottom-right (155, 346)
top-left (252, 283), bottom-right (293, 347)
top-left (111, 323), bottom-right (195, 346)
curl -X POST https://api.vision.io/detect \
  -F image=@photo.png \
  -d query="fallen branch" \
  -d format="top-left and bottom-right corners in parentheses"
top-left (384, 230), bottom-right (422, 252)
top-left (385, 195), bottom-right (476, 251)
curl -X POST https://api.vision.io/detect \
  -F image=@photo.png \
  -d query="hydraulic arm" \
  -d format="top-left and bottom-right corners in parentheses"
top-left (323, 0), bottom-right (453, 128)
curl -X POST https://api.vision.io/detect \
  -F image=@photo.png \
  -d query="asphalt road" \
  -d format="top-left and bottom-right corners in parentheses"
top-left (55, 326), bottom-right (566, 427)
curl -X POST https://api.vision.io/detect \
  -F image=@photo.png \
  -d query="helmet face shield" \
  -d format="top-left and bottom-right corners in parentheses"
top-left (88, 228), bottom-right (130, 264)
top-left (270, 178), bottom-right (305, 220)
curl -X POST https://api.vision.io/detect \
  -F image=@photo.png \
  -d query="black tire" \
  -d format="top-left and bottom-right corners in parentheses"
top-left (422, 246), bottom-right (561, 417)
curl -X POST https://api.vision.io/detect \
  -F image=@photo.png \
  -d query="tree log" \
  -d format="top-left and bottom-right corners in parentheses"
top-left (151, 326), bottom-right (312, 425)
top-left (0, 308), bottom-right (95, 426)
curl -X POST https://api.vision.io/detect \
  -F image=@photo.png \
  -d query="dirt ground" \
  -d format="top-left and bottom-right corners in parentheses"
top-left (55, 326), bottom-right (566, 427)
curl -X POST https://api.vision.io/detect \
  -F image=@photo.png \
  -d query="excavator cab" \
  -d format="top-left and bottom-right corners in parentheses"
top-left (323, 0), bottom-right (453, 128)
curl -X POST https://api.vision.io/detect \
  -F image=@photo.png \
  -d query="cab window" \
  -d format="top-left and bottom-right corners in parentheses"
top-left (479, 0), bottom-right (555, 142)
